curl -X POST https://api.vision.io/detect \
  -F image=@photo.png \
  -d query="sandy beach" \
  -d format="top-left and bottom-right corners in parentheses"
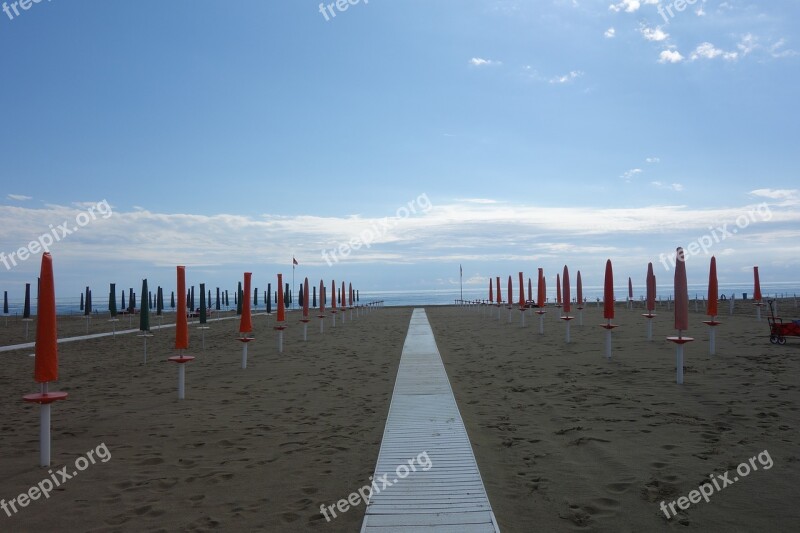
top-left (428, 300), bottom-right (800, 531)
top-left (1, 301), bottom-right (798, 531)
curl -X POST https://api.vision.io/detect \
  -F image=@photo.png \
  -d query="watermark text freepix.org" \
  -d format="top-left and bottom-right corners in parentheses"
top-left (318, 0), bottom-right (367, 22)
top-left (2, 0), bottom-right (51, 22)
top-left (658, 202), bottom-right (772, 271)
top-left (0, 199), bottom-right (112, 271)
top-left (321, 193), bottom-right (432, 267)
top-left (2, 442), bottom-right (111, 518)
top-left (660, 449), bottom-right (773, 519)
top-left (658, 0), bottom-right (700, 25)
top-left (319, 451), bottom-right (433, 522)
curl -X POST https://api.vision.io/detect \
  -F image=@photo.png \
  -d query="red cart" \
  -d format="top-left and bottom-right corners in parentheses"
top-left (768, 300), bottom-right (800, 345)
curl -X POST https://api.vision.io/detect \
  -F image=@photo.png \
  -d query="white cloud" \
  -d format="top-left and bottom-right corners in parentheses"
top-left (640, 24), bottom-right (668, 42)
top-left (621, 168), bottom-right (642, 182)
top-left (609, 0), bottom-right (658, 13)
top-left (549, 70), bottom-right (583, 84)
top-left (469, 57), bottom-right (501, 67)
top-left (690, 42), bottom-right (738, 61)
top-left (646, 157), bottom-right (660, 164)
top-left (750, 189), bottom-right (799, 205)
top-left (7, 194), bottom-right (32, 201)
top-left (604, 27), bottom-right (616, 38)
top-left (651, 181), bottom-right (684, 192)
top-left (658, 49), bottom-right (684, 63)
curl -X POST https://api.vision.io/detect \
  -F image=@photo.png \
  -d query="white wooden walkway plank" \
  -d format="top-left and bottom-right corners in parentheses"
top-left (361, 308), bottom-right (500, 532)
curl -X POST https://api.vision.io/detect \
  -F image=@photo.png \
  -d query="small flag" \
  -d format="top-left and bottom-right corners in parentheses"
top-left (293, 257), bottom-right (298, 266)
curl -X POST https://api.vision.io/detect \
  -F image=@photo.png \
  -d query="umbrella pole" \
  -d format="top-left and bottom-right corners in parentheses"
top-left (520, 311), bottom-right (525, 328)
top-left (605, 327), bottom-right (612, 359)
top-left (178, 364), bottom-right (186, 399)
top-left (676, 343), bottom-right (684, 384)
top-left (303, 323), bottom-right (308, 342)
top-left (647, 318), bottom-right (653, 342)
top-left (709, 326), bottom-right (716, 355)
top-left (579, 309), bottom-right (583, 327)
top-left (143, 337), bottom-right (147, 364)
top-left (539, 314), bottom-right (544, 335)
top-left (566, 321), bottom-right (571, 344)
top-left (242, 342), bottom-right (248, 369)
top-left (278, 330), bottom-right (284, 353)
top-left (40, 383), bottom-right (50, 467)
top-left (320, 317), bottom-right (324, 334)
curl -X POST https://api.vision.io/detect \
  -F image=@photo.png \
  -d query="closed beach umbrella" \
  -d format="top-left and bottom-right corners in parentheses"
top-left (176, 267), bottom-right (188, 350)
top-left (35, 255), bottom-right (59, 382)
top-left (603, 260), bottom-right (614, 321)
top-left (562, 266), bottom-right (571, 314)
top-left (303, 278), bottom-right (310, 319)
top-left (646, 263), bottom-right (656, 314)
top-left (313, 286), bottom-right (317, 308)
top-left (668, 248), bottom-right (693, 383)
top-left (319, 281), bottom-right (325, 313)
top-left (199, 283), bottom-right (207, 324)
top-left (84, 287), bottom-right (91, 316)
top-left (556, 274), bottom-right (562, 307)
top-left (674, 250), bottom-right (688, 332)
top-left (121, 291), bottom-right (126, 312)
top-left (254, 287), bottom-right (258, 307)
top-left (170, 291), bottom-right (174, 309)
top-left (600, 259), bottom-right (618, 359)
top-left (537, 269), bottom-right (545, 309)
top-left (518, 272), bottom-right (525, 309)
top-left (236, 281), bottom-right (243, 315)
top-left (139, 279), bottom-right (150, 332)
top-left (489, 279), bottom-right (493, 304)
top-left (507, 276), bottom-right (512, 307)
top-left (24, 253), bottom-right (68, 466)
top-left (157, 287), bottom-right (163, 316)
top-left (267, 284), bottom-right (272, 314)
top-left (216, 287), bottom-right (221, 311)
top-left (240, 273), bottom-right (252, 333)
top-left (577, 271), bottom-right (583, 308)
top-left (3, 290), bottom-right (8, 314)
top-left (753, 266), bottom-right (762, 301)
top-left (628, 277), bottom-right (633, 305)
top-left (704, 256), bottom-right (720, 355)
top-left (708, 258), bottom-right (720, 315)
top-left (298, 284), bottom-right (305, 311)
top-left (277, 274), bottom-right (286, 322)
top-left (80, 292), bottom-right (84, 312)
top-left (527, 278), bottom-right (532, 306)
top-left (109, 283), bottom-right (118, 317)
top-left (496, 277), bottom-right (502, 305)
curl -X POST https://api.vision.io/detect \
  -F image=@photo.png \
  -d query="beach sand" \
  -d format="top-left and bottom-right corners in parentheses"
top-left (427, 300), bottom-right (800, 531)
top-left (0, 301), bottom-right (798, 531)
top-left (0, 307), bottom-right (409, 532)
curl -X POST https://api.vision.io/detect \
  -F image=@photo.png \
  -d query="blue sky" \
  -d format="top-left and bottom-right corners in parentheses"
top-left (1, 0), bottom-right (798, 302)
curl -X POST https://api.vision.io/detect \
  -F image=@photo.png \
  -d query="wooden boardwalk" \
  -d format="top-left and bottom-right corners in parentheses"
top-left (361, 308), bottom-right (499, 532)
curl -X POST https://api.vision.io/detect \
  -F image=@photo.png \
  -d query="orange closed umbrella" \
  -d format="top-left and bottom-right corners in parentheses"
top-left (240, 272), bottom-right (253, 334)
top-left (576, 270), bottom-right (584, 326)
top-left (556, 273), bottom-right (562, 308)
top-left (175, 266), bottom-right (189, 350)
top-left (603, 260), bottom-right (614, 320)
top-left (643, 262), bottom-right (657, 341)
top-left (34, 254), bottom-right (58, 383)
top-left (237, 272), bottom-right (255, 368)
top-left (169, 266), bottom-right (195, 398)
top-left (674, 249), bottom-right (689, 332)
top-left (753, 266), bottom-right (764, 320)
top-left (703, 256), bottom-right (721, 355)
top-left (536, 268), bottom-right (546, 334)
top-left (489, 279), bottom-right (493, 304)
top-left (668, 248), bottom-right (693, 383)
top-left (24, 253), bottom-right (68, 467)
top-left (600, 259), bottom-right (619, 358)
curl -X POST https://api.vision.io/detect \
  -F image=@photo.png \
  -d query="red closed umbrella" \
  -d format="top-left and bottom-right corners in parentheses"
top-left (23, 253), bottom-right (68, 466)
top-left (600, 259), bottom-right (619, 358)
top-left (668, 248), bottom-right (694, 383)
top-left (703, 256), bottom-right (721, 355)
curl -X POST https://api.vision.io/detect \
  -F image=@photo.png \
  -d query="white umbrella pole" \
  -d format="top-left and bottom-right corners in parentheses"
top-left (178, 364), bottom-right (186, 399)
top-left (565, 321), bottom-right (571, 344)
top-left (539, 314), bottom-right (544, 334)
top-left (303, 323), bottom-right (308, 342)
top-left (647, 318), bottom-right (653, 342)
top-left (320, 318), bottom-right (324, 334)
top-left (40, 383), bottom-right (50, 467)
top-left (278, 330), bottom-right (284, 353)
top-left (709, 327), bottom-right (716, 356)
top-left (605, 329), bottom-right (612, 359)
top-left (520, 312), bottom-right (525, 328)
top-left (579, 309), bottom-right (583, 327)
top-left (241, 343), bottom-right (248, 369)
